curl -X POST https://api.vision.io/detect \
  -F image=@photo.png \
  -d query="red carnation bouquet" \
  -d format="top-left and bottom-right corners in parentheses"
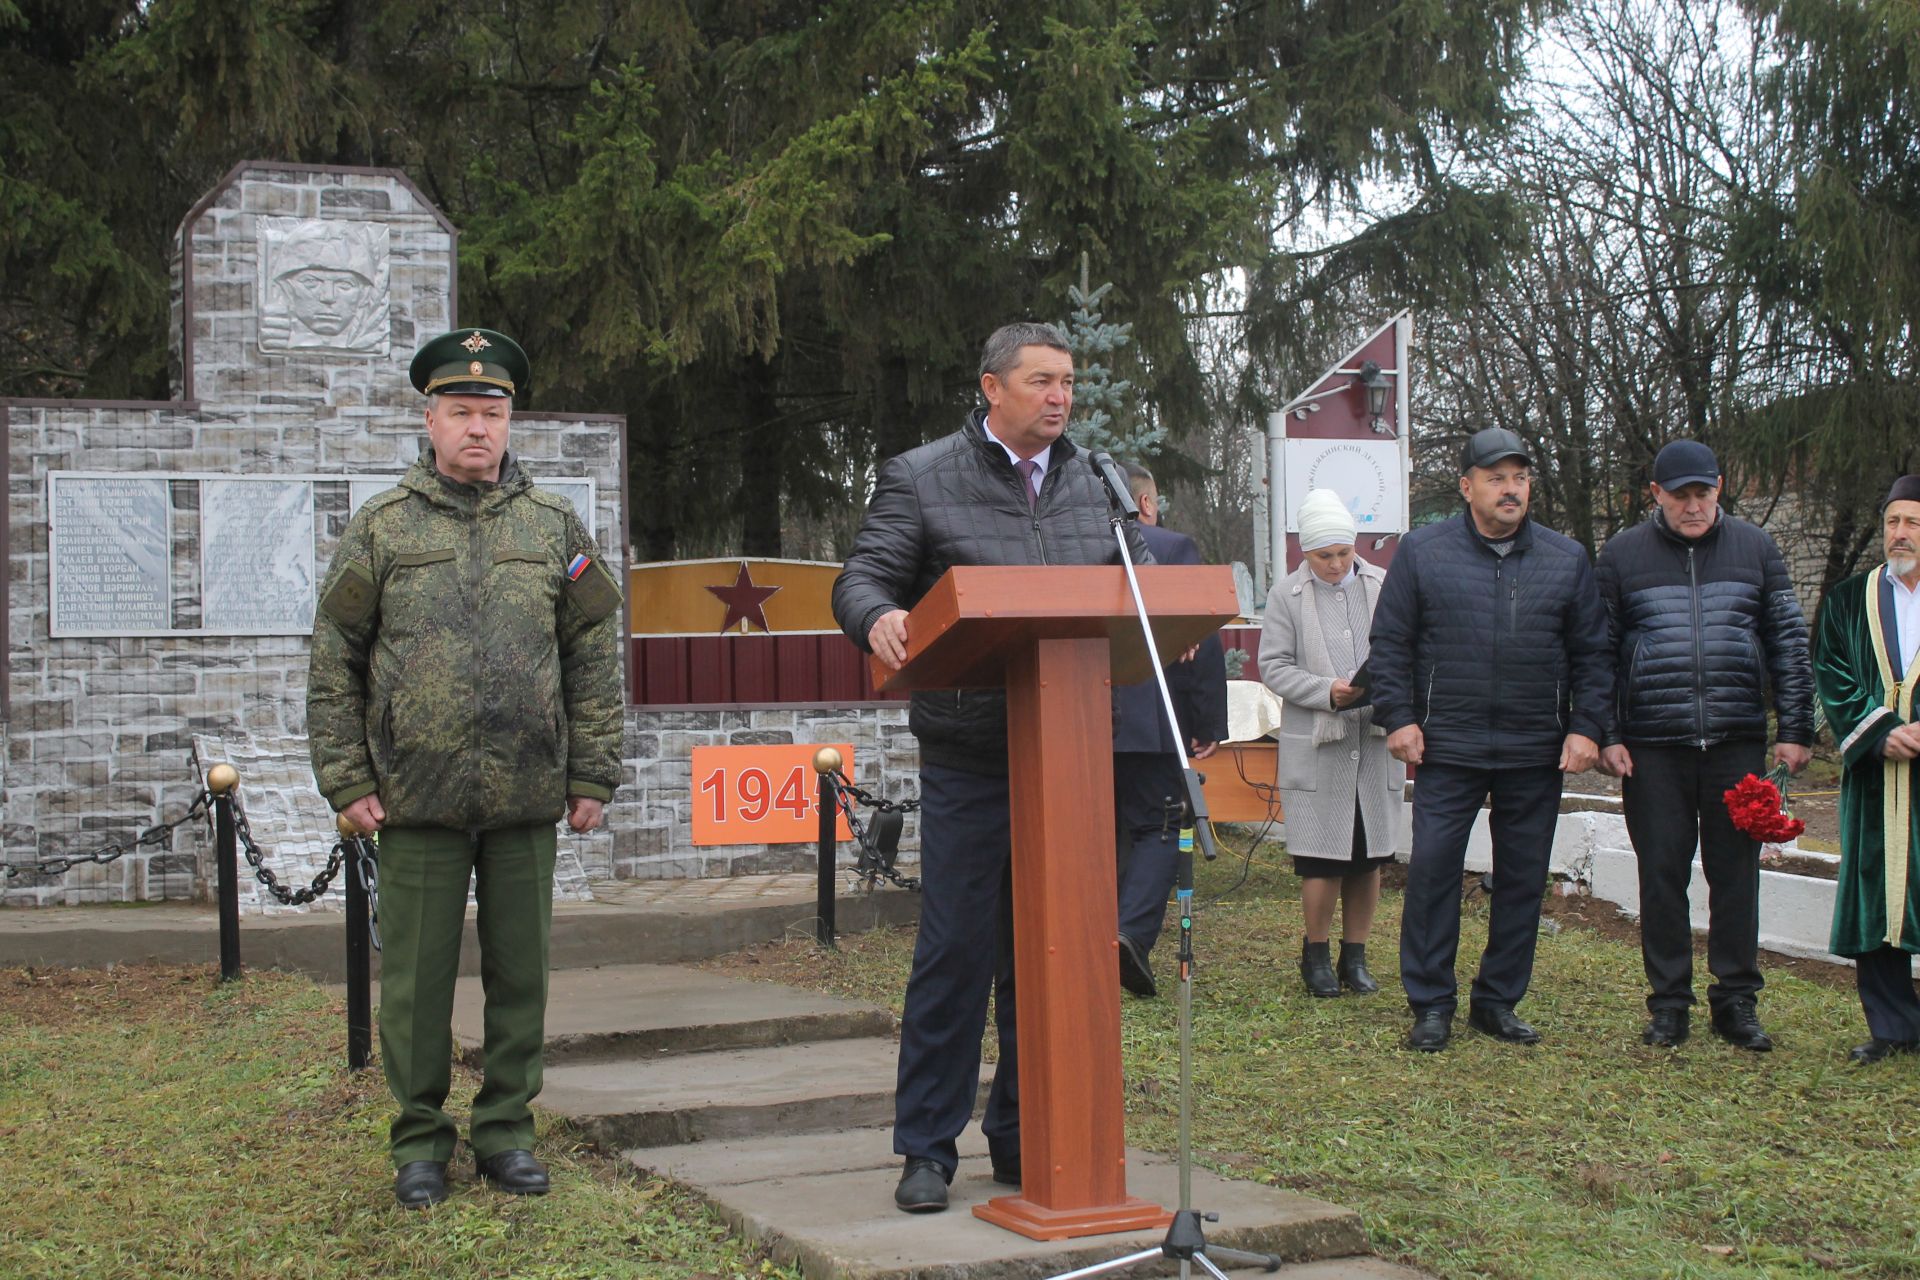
top-left (1724, 764), bottom-right (1806, 843)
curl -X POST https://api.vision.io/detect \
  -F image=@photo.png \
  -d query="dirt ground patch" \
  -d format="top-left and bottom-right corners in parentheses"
top-left (1, 963), bottom-right (218, 1025)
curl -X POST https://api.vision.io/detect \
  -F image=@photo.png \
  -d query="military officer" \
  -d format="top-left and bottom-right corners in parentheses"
top-left (308, 329), bottom-right (624, 1208)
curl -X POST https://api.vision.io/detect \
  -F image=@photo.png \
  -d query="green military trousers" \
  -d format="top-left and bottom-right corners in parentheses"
top-left (375, 822), bottom-right (557, 1166)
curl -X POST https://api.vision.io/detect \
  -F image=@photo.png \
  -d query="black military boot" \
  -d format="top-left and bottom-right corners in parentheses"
top-left (1299, 940), bottom-right (1340, 998)
top-left (1337, 941), bottom-right (1380, 994)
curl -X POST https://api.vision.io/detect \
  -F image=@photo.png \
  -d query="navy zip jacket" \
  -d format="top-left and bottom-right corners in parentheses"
top-left (1593, 511), bottom-right (1813, 748)
top-left (1368, 512), bottom-right (1612, 769)
top-left (831, 410), bottom-right (1152, 776)
top-left (1111, 523), bottom-right (1228, 754)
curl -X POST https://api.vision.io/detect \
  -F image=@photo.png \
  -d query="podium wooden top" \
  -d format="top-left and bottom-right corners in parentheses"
top-left (870, 564), bottom-right (1240, 692)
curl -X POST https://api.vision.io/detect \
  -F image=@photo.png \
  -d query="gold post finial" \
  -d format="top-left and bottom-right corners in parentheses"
top-left (206, 764), bottom-right (239, 795)
top-left (812, 747), bottom-right (843, 775)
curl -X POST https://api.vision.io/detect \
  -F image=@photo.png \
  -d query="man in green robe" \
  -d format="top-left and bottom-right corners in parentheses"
top-left (1814, 475), bottom-right (1920, 1063)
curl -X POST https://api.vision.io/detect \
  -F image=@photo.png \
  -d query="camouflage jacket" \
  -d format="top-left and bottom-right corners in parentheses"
top-left (307, 451), bottom-right (624, 829)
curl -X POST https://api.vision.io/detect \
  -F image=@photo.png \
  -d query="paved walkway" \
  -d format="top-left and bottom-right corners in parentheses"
top-left (0, 872), bottom-right (920, 980)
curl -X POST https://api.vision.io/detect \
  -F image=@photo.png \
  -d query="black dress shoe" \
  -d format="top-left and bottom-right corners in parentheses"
top-left (1848, 1036), bottom-right (1919, 1064)
top-left (476, 1149), bottom-right (550, 1195)
top-left (1118, 934), bottom-right (1158, 998)
top-left (1299, 940), bottom-right (1340, 998)
top-left (1337, 941), bottom-right (1380, 995)
top-left (1469, 1004), bottom-right (1541, 1044)
top-left (1710, 998), bottom-right (1773, 1052)
top-left (394, 1160), bottom-right (449, 1209)
top-left (1643, 1013), bottom-right (1689, 1051)
top-left (895, 1157), bottom-right (949, 1212)
top-left (988, 1140), bottom-right (1021, 1187)
top-left (1642, 1008), bottom-right (1690, 1047)
top-left (1407, 1009), bottom-right (1452, 1052)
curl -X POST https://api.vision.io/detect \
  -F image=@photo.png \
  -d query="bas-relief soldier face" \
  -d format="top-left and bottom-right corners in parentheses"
top-left (426, 395), bottom-right (512, 485)
top-left (281, 268), bottom-right (375, 337)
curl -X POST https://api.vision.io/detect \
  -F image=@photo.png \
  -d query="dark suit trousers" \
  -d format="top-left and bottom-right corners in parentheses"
top-left (892, 763), bottom-right (1019, 1176)
top-left (1855, 944), bottom-right (1920, 1042)
top-left (1115, 751), bottom-right (1183, 953)
top-left (1400, 762), bottom-right (1562, 1015)
top-left (1621, 741), bottom-right (1766, 1014)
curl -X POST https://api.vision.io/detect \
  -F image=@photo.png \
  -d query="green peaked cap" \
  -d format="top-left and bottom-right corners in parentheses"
top-left (409, 328), bottom-right (529, 398)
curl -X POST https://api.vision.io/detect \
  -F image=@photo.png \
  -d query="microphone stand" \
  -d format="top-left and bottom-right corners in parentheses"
top-left (1048, 455), bottom-right (1281, 1280)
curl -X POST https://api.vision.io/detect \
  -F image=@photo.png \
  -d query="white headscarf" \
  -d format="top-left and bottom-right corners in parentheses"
top-left (1297, 488), bottom-right (1357, 552)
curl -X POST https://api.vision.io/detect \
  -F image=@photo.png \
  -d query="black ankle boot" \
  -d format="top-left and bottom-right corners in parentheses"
top-left (1338, 941), bottom-right (1380, 994)
top-left (1300, 940), bottom-right (1340, 997)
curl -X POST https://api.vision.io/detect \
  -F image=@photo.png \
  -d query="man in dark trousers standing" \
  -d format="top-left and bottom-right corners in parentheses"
top-left (1369, 427), bottom-right (1611, 1052)
top-left (1596, 439), bottom-right (1813, 1052)
top-left (1112, 462), bottom-right (1227, 998)
top-left (831, 322), bottom-right (1151, 1214)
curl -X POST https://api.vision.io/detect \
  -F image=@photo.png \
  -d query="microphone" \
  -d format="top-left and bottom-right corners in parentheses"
top-left (1089, 451), bottom-right (1139, 520)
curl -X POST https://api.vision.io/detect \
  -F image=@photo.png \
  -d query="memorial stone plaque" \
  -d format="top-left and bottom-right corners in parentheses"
top-left (348, 477), bottom-right (399, 516)
top-left (49, 475), bottom-right (172, 636)
top-left (201, 479), bottom-right (316, 633)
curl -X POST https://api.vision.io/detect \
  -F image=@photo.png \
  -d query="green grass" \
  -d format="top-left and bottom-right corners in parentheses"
top-left (720, 846), bottom-right (1920, 1279)
top-left (0, 966), bottom-right (798, 1280)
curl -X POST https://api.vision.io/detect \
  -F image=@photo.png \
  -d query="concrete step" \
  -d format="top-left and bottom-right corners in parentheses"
top-left (438, 963), bottom-right (895, 1067)
top-left (541, 1036), bottom-right (975, 1152)
top-left (626, 1127), bottom-right (1415, 1280)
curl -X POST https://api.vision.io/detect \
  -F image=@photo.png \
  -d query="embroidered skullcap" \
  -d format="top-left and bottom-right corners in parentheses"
top-left (1884, 475), bottom-right (1920, 508)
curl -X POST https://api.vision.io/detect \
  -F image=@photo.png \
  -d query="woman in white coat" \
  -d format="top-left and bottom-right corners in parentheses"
top-left (1258, 489), bottom-right (1405, 996)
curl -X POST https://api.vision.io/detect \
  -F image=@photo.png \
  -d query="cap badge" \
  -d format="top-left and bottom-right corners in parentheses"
top-left (460, 333), bottom-right (491, 353)
top-left (469, 361), bottom-right (484, 374)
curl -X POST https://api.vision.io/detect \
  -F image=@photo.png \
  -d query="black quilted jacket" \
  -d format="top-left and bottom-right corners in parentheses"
top-left (1368, 512), bottom-right (1613, 768)
top-left (832, 411), bottom-right (1151, 775)
top-left (1594, 511), bottom-right (1814, 748)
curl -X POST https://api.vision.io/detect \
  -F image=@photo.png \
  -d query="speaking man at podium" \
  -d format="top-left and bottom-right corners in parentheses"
top-left (832, 321), bottom-right (1151, 1215)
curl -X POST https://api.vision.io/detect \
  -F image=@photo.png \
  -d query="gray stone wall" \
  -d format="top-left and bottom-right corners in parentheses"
top-left (608, 705), bottom-right (920, 879)
top-left (3, 163), bottom-right (627, 906)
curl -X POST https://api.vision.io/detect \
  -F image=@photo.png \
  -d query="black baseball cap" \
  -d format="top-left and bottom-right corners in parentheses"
top-left (1652, 439), bottom-right (1720, 491)
top-left (1459, 426), bottom-right (1532, 472)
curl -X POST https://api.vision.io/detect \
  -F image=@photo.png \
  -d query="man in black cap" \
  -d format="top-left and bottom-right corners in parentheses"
top-left (1595, 440), bottom-right (1813, 1051)
top-left (1813, 475), bottom-right (1920, 1062)
top-left (1369, 427), bottom-right (1612, 1051)
top-left (308, 328), bottom-right (624, 1206)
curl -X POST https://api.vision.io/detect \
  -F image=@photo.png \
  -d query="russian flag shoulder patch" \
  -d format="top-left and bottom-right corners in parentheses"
top-left (566, 553), bottom-right (591, 581)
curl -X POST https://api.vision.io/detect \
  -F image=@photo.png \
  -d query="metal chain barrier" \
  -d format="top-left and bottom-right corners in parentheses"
top-left (825, 770), bottom-right (921, 892)
top-left (3, 790), bottom-right (212, 879)
top-left (352, 836), bottom-right (382, 951)
top-left (230, 789), bottom-right (348, 906)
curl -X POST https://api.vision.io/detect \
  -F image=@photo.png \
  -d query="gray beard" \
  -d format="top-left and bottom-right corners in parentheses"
top-left (1889, 552), bottom-right (1918, 578)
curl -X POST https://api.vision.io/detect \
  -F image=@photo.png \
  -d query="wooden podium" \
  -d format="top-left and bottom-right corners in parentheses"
top-left (872, 564), bottom-right (1239, 1241)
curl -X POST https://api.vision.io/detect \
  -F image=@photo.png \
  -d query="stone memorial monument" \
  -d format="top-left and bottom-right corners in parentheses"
top-left (2, 161), bottom-right (629, 905)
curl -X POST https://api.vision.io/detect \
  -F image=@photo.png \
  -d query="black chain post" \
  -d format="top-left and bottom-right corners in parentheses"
top-left (340, 815), bottom-right (374, 1072)
top-left (829, 770), bottom-right (921, 893)
top-left (208, 764), bottom-right (242, 982)
top-left (811, 748), bottom-right (841, 948)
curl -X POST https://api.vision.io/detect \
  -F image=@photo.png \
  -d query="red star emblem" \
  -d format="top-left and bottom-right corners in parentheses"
top-left (706, 562), bottom-right (781, 633)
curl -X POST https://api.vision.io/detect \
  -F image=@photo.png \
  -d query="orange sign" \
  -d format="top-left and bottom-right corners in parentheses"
top-left (691, 744), bottom-right (855, 846)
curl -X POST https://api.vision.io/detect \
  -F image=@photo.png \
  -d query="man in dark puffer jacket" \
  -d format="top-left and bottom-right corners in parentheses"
top-left (832, 321), bottom-right (1150, 1214)
top-left (1370, 427), bottom-right (1612, 1052)
top-left (1595, 439), bottom-right (1813, 1053)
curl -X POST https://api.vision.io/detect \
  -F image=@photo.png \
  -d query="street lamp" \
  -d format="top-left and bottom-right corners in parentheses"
top-left (1357, 360), bottom-right (1392, 434)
